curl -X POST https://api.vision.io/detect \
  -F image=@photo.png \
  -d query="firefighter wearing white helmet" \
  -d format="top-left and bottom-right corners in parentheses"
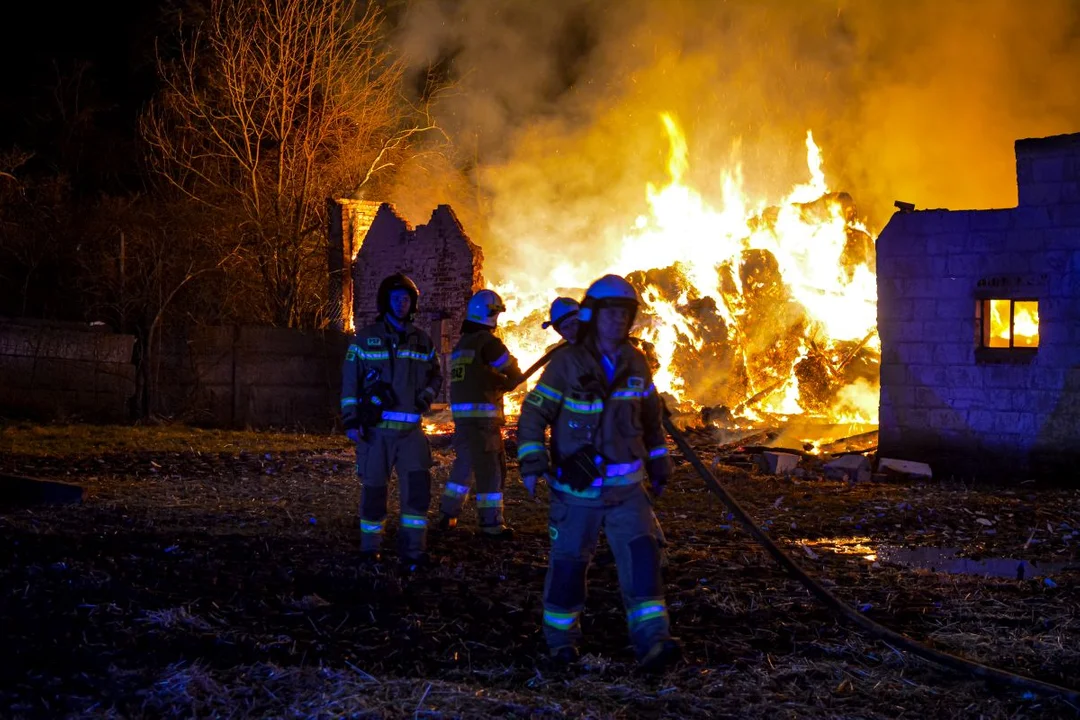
top-left (440, 289), bottom-right (524, 538)
top-left (516, 273), bottom-right (679, 672)
top-left (341, 272), bottom-right (442, 571)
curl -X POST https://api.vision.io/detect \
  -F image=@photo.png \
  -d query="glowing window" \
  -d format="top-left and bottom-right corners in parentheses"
top-left (977, 299), bottom-right (1039, 349)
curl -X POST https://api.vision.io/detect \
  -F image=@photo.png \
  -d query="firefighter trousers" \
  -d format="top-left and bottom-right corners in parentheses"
top-left (440, 421), bottom-right (508, 532)
top-left (541, 485), bottom-right (672, 659)
top-left (355, 427), bottom-right (432, 559)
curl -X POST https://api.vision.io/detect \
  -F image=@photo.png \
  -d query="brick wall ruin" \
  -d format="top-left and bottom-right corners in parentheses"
top-left (876, 131), bottom-right (1080, 481)
top-left (326, 198), bottom-right (382, 332)
top-left (328, 201), bottom-right (484, 400)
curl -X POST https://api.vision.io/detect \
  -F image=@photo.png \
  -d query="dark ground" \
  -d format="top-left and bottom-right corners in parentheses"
top-left (0, 424), bottom-right (1078, 719)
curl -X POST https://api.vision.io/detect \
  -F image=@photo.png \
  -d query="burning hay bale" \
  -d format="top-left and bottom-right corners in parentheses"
top-left (492, 125), bottom-right (880, 441)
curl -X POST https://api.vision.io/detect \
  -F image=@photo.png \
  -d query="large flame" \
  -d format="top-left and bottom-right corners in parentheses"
top-left (494, 114), bottom-right (879, 429)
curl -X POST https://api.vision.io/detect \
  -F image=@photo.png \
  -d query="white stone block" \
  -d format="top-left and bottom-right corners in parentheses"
top-left (754, 451), bottom-right (801, 476)
top-left (823, 454), bottom-right (870, 481)
top-left (877, 458), bottom-right (933, 479)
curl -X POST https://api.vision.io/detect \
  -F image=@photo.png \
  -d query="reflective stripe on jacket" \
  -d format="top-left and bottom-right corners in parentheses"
top-left (341, 319), bottom-right (442, 430)
top-left (449, 329), bottom-right (523, 423)
top-left (516, 340), bottom-right (672, 500)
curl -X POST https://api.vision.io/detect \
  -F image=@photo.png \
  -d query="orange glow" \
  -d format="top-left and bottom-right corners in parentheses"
top-left (494, 114), bottom-right (879, 425)
top-left (985, 299), bottom-right (1039, 348)
top-left (1013, 301), bottom-right (1040, 347)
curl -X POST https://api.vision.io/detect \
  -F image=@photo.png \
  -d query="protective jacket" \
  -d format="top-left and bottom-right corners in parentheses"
top-left (518, 337), bottom-right (675, 660)
top-left (342, 320), bottom-right (442, 433)
top-left (517, 341), bottom-right (672, 503)
top-left (449, 329), bottom-right (524, 424)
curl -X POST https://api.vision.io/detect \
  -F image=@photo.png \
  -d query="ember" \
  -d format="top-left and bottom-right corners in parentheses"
top-left (495, 116), bottom-right (879, 440)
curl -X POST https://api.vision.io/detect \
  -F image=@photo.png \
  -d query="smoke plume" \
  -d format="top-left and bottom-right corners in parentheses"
top-left (390, 0), bottom-right (1080, 288)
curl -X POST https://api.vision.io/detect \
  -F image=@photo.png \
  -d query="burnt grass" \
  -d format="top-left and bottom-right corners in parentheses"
top-left (1, 427), bottom-right (1079, 718)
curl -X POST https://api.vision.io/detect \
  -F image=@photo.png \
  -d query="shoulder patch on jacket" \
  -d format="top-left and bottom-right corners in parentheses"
top-left (525, 391), bottom-right (545, 408)
top-left (366, 337), bottom-right (382, 347)
top-left (628, 376), bottom-right (645, 389)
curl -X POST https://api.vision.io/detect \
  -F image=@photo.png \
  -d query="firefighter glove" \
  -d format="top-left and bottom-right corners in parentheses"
top-left (346, 428), bottom-right (360, 444)
top-left (415, 387), bottom-right (435, 413)
top-left (647, 456), bottom-right (672, 497)
top-left (342, 411), bottom-right (360, 431)
top-left (649, 475), bottom-right (667, 498)
top-left (523, 473), bottom-right (547, 498)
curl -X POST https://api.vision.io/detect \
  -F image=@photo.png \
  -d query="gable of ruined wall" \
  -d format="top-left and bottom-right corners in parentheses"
top-left (876, 194), bottom-right (1080, 481)
top-left (352, 203), bottom-right (412, 326)
top-left (352, 204), bottom-right (484, 330)
top-left (413, 205), bottom-right (486, 333)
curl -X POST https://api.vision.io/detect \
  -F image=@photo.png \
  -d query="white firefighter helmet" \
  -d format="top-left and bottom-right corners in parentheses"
top-left (542, 297), bottom-right (580, 329)
top-left (578, 274), bottom-right (640, 324)
top-left (466, 289), bottom-right (507, 327)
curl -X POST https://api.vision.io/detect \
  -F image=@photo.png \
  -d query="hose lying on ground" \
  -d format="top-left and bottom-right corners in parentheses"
top-left (662, 413), bottom-right (1080, 705)
top-left (510, 341), bottom-right (1077, 701)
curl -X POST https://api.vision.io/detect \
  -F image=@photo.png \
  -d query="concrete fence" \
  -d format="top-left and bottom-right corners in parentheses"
top-left (0, 320), bottom-right (136, 422)
top-left (0, 320), bottom-right (351, 430)
top-left (156, 325), bottom-right (349, 430)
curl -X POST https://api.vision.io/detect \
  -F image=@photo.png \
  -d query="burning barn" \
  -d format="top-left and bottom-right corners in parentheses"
top-left (877, 131), bottom-right (1080, 480)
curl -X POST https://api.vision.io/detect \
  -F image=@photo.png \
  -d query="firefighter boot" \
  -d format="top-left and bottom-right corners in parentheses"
top-left (639, 637), bottom-right (682, 674)
top-left (480, 524), bottom-right (515, 540)
top-left (547, 644), bottom-right (581, 667)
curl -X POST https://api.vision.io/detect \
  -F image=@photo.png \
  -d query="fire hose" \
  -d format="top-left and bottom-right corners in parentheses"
top-left (661, 410), bottom-right (1080, 705)
top-left (519, 342), bottom-right (567, 382)
top-left (512, 343), bottom-right (1078, 701)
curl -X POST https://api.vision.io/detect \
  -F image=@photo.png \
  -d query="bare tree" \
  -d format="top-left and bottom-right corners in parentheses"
top-left (142, 0), bottom-right (440, 328)
top-left (80, 195), bottom-right (241, 418)
top-left (0, 148), bottom-right (74, 317)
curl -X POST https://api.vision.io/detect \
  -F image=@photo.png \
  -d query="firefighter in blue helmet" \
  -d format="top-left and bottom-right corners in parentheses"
top-left (543, 297), bottom-right (580, 345)
top-left (341, 273), bottom-right (442, 570)
top-left (517, 274), bottom-right (680, 672)
top-left (439, 289), bottom-right (525, 538)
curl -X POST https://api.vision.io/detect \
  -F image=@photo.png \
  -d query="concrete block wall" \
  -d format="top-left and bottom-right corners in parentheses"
top-left (0, 320), bottom-right (136, 422)
top-left (1016, 133), bottom-right (1080, 208)
top-left (877, 132), bottom-right (1080, 480)
top-left (156, 326), bottom-right (348, 430)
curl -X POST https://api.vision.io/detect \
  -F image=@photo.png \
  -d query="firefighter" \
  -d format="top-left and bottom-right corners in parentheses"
top-left (439, 289), bottom-right (525, 538)
top-left (543, 295), bottom-right (656, 370)
top-left (517, 274), bottom-right (680, 672)
top-left (542, 296), bottom-right (580, 345)
top-left (341, 273), bottom-right (442, 571)
top-left (544, 296), bottom-right (669, 568)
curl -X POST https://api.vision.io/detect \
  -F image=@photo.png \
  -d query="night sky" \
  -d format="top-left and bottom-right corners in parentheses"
top-left (0, 0), bottom-right (161, 192)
